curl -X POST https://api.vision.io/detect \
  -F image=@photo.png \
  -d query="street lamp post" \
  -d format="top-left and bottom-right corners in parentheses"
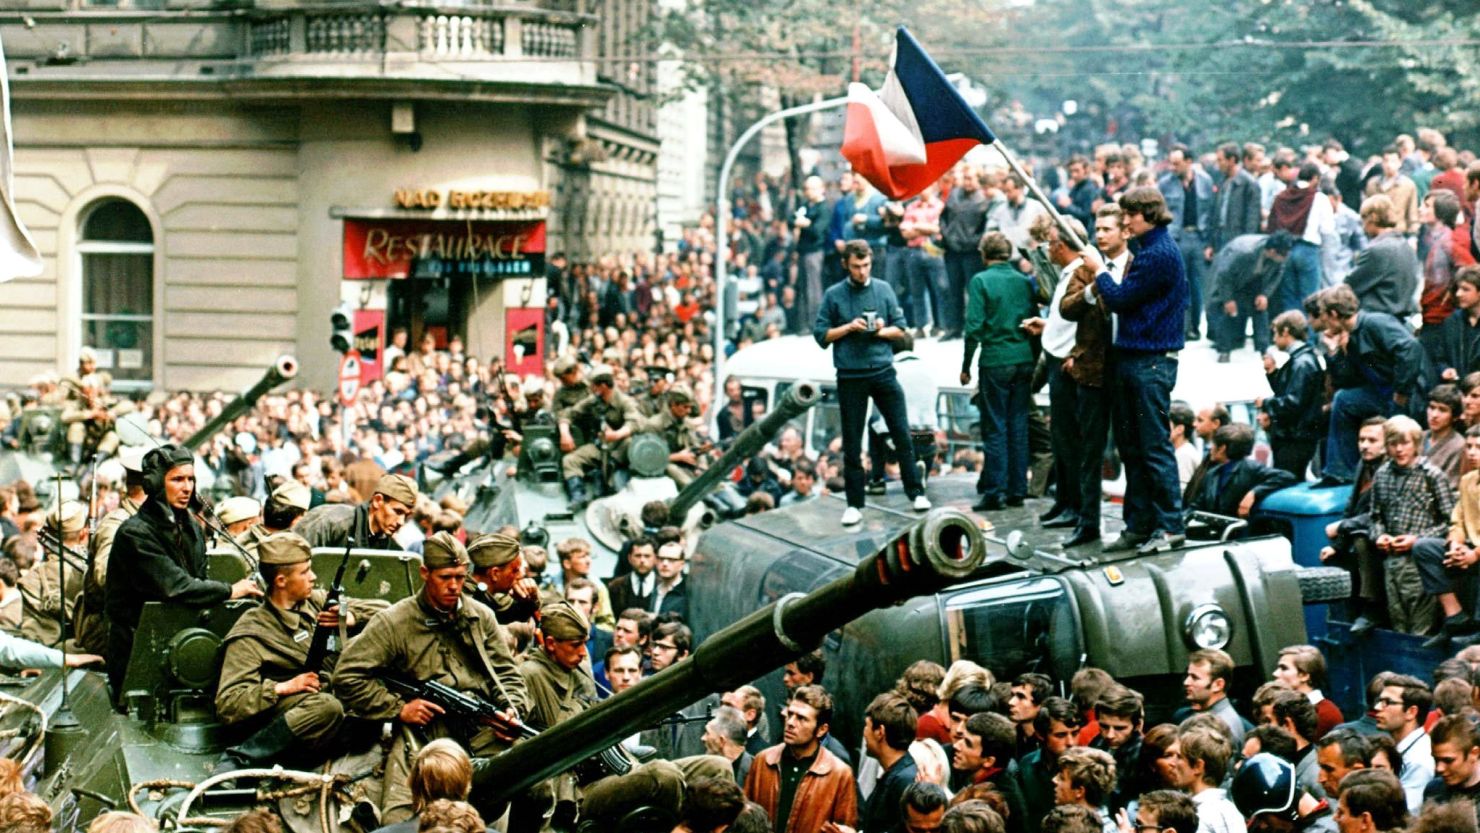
top-left (711, 96), bottom-right (847, 414)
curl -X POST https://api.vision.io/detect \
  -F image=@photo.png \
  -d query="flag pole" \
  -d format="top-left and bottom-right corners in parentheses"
top-left (990, 138), bottom-right (1088, 252)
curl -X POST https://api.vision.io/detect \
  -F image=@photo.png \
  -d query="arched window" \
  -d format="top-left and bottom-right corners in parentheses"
top-left (78, 199), bottom-right (154, 388)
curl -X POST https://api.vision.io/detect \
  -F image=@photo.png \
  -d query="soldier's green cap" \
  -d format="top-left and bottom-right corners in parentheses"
top-left (468, 532), bottom-right (521, 569)
top-left (552, 356), bottom-right (578, 376)
top-left (589, 366), bottom-right (615, 386)
top-left (541, 599), bottom-right (590, 641)
top-left (667, 384), bottom-right (693, 406)
top-left (422, 531), bottom-right (469, 569)
top-left (373, 473), bottom-right (418, 507)
top-left (46, 500), bottom-right (86, 535)
top-left (259, 531), bottom-right (312, 566)
top-left (268, 480), bottom-right (312, 513)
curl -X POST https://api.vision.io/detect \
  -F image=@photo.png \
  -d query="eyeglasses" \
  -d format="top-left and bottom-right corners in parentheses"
top-left (656, 556), bottom-right (684, 563)
top-left (1374, 696), bottom-right (1403, 708)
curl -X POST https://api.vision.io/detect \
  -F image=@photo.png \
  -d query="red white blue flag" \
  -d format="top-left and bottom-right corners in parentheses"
top-left (842, 27), bottom-right (996, 201)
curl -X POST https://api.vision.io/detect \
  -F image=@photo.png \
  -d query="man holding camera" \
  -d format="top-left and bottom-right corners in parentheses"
top-left (814, 239), bottom-right (932, 526)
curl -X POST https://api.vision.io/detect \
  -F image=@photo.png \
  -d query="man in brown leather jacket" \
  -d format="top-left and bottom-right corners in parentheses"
top-left (743, 685), bottom-right (857, 833)
top-left (1058, 204), bottom-right (1130, 548)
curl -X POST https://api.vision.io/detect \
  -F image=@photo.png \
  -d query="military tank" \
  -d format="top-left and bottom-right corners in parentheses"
top-left (3, 507), bottom-right (985, 831)
top-left (453, 380), bottom-right (819, 573)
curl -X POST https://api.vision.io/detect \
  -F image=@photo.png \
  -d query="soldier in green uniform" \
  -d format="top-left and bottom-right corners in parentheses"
top-left (335, 531), bottom-right (528, 825)
top-left (636, 384), bottom-right (706, 488)
top-left (511, 599), bottom-right (594, 833)
top-left (638, 366), bottom-right (673, 418)
top-left (558, 368), bottom-right (643, 509)
top-left (551, 356), bottom-right (588, 416)
top-left (214, 532), bottom-right (388, 767)
top-left (75, 446), bottom-right (145, 654)
top-left (467, 532), bottom-right (540, 626)
top-left (21, 501), bottom-right (87, 648)
top-left (60, 371), bottom-right (129, 469)
top-left (235, 480), bottom-right (311, 564)
top-left (295, 473), bottom-right (416, 551)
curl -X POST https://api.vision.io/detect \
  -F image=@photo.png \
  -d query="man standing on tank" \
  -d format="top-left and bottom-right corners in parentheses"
top-left (814, 239), bottom-right (932, 527)
top-left (1079, 186), bottom-right (1191, 554)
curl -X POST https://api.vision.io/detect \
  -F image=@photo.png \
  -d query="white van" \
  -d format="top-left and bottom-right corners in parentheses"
top-left (722, 334), bottom-right (1277, 472)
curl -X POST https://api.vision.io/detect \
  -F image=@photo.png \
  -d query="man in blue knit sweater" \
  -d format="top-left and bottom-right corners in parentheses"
top-left (1080, 187), bottom-right (1191, 554)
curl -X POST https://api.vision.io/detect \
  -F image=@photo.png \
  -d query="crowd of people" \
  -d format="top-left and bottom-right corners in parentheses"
top-left (1, 103), bottom-right (1480, 833)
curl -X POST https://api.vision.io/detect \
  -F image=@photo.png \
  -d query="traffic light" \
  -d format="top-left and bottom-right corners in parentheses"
top-left (330, 303), bottom-right (353, 353)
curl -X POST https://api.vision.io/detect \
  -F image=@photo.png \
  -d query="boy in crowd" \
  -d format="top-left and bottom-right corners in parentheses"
top-left (1423, 384), bottom-right (1465, 486)
top-left (1257, 311), bottom-right (1326, 479)
top-left (1320, 417), bottom-right (1390, 634)
top-left (1370, 416), bottom-right (1464, 645)
top-left (1185, 423), bottom-right (1297, 521)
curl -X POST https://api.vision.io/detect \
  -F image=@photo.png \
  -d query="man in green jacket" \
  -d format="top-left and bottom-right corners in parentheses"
top-left (962, 231), bottom-right (1044, 511)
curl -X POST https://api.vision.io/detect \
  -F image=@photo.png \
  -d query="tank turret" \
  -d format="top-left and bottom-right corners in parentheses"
top-left (182, 355), bottom-right (298, 451)
top-left (473, 506), bottom-right (988, 801)
top-left (667, 381), bottom-right (820, 522)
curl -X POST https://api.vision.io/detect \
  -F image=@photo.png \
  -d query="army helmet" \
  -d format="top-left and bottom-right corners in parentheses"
top-left (1231, 752), bottom-right (1299, 821)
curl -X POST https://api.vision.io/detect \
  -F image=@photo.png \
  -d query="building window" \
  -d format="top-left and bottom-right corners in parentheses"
top-left (78, 198), bottom-right (154, 389)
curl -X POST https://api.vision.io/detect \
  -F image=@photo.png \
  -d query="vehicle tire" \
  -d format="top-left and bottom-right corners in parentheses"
top-left (1295, 566), bottom-right (1351, 604)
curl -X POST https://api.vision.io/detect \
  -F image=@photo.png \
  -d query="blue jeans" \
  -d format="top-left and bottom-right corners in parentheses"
top-left (838, 368), bottom-right (923, 508)
top-left (884, 246), bottom-right (914, 327)
top-left (1325, 385), bottom-right (1396, 481)
top-left (1111, 351), bottom-right (1184, 536)
top-left (906, 248), bottom-right (946, 330)
top-left (943, 251), bottom-right (978, 334)
top-left (1176, 230), bottom-right (1207, 335)
top-left (1208, 294), bottom-right (1270, 354)
top-left (978, 362), bottom-right (1033, 500)
top-left (1278, 241), bottom-right (1323, 314)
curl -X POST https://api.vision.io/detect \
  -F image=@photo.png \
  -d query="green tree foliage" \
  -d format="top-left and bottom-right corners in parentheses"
top-left (996, 0), bottom-right (1480, 153)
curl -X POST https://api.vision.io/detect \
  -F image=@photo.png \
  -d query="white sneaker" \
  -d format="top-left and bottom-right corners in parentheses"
top-left (841, 507), bottom-right (863, 526)
top-left (913, 495), bottom-right (932, 512)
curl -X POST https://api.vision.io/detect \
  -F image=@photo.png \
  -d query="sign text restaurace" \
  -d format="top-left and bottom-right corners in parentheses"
top-left (361, 225), bottom-right (530, 265)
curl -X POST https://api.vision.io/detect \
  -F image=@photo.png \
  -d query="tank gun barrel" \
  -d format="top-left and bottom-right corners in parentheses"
top-left (476, 507), bottom-right (987, 801)
top-left (182, 356), bottom-right (298, 452)
top-left (669, 380), bottom-right (820, 520)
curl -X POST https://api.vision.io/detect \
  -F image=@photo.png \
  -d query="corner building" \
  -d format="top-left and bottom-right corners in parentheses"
top-left (1, 0), bottom-right (654, 392)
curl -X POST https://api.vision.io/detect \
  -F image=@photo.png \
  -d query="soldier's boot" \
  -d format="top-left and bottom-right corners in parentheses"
top-left (565, 477), bottom-right (589, 510)
top-left (215, 715), bottom-right (298, 775)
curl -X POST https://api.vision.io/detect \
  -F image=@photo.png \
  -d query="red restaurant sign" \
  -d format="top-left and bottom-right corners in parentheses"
top-left (343, 219), bottom-right (547, 280)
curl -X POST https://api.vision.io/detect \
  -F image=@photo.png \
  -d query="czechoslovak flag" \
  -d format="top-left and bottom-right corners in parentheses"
top-left (842, 27), bottom-right (996, 201)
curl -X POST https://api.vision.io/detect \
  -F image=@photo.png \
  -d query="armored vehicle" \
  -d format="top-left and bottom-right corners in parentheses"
top-left (5, 507), bottom-right (986, 832)
top-left (2, 356), bottom-right (298, 507)
top-left (686, 475), bottom-right (1350, 745)
top-left (450, 381), bottom-right (820, 572)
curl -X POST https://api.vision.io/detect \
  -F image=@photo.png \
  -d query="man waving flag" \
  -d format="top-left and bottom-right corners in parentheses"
top-left (842, 27), bottom-right (996, 201)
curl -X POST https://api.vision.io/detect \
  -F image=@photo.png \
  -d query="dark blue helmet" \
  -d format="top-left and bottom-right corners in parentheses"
top-left (1231, 752), bottom-right (1299, 821)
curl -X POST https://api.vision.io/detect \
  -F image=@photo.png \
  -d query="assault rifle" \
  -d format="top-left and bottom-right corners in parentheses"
top-left (383, 676), bottom-right (633, 784)
top-left (303, 538), bottom-right (352, 673)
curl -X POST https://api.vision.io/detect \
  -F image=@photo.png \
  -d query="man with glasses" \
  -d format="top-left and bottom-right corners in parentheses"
top-left (651, 541), bottom-right (689, 621)
top-left (1371, 675), bottom-right (1433, 813)
top-left (642, 622), bottom-right (715, 760)
top-left (1128, 790), bottom-right (1199, 833)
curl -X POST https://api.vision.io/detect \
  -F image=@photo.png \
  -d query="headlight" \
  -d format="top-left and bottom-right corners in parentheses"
top-left (1185, 604), bottom-right (1232, 650)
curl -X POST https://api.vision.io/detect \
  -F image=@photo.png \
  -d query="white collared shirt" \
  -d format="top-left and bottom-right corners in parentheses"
top-left (1043, 258), bottom-right (1081, 359)
top-left (1397, 727), bottom-right (1434, 814)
